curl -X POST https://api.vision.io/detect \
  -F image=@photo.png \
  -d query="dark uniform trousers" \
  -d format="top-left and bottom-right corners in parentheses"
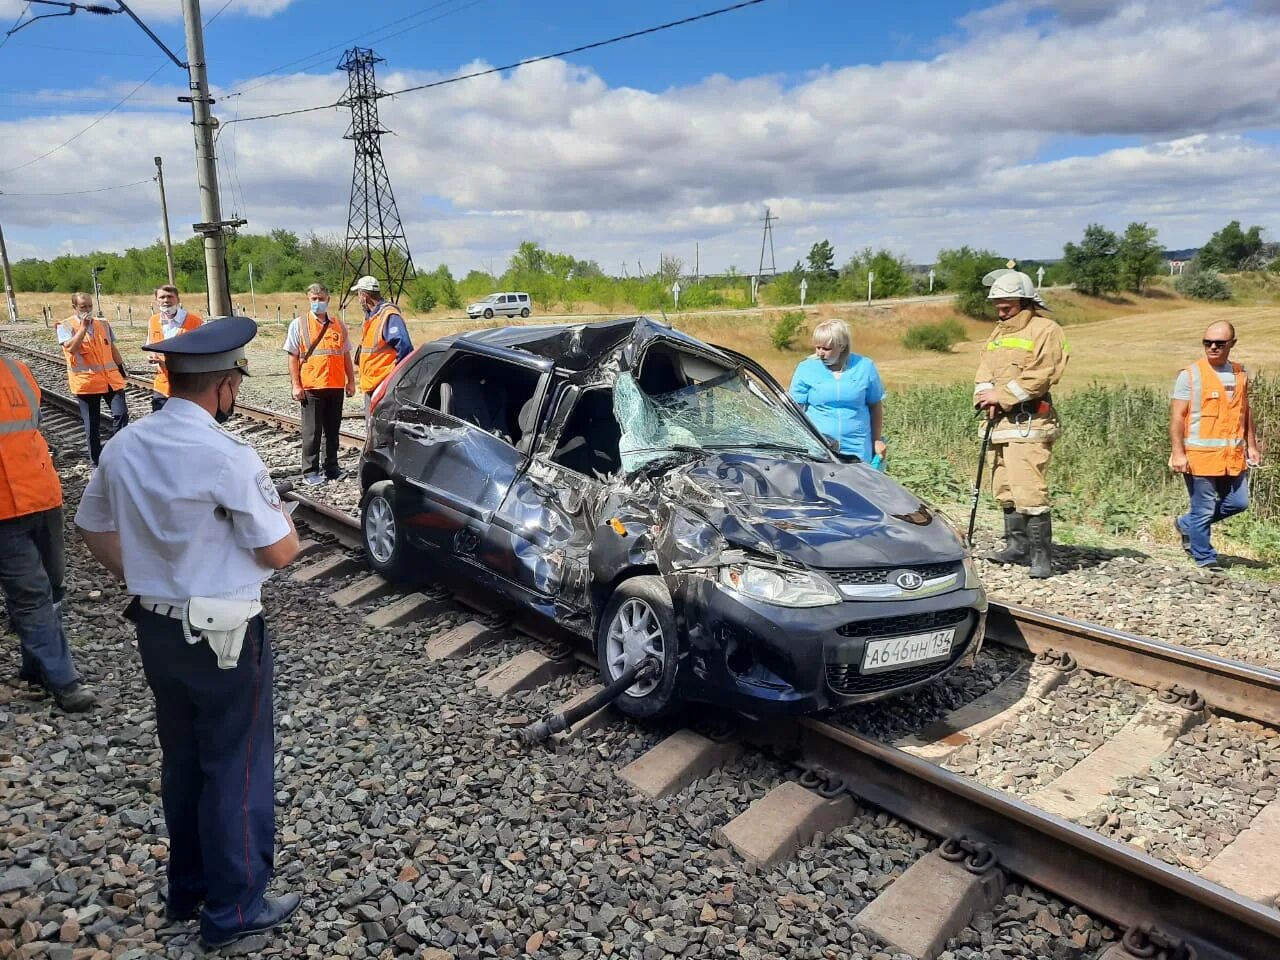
top-left (130, 602), bottom-right (275, 935)
top-left (301, 388), bottom-right (344, 476)
top-left (76, 388), bottom-right (130, 465)
top-left (1, 506), bottom-right (75, 689)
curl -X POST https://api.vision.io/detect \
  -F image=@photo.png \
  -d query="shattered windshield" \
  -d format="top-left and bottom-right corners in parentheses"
top-left (615, 368), bottom-right (828, 473)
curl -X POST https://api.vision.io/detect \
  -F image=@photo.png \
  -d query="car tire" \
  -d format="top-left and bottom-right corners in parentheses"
top-left (597, 575), bottom-right (680, 721)
top-left (520, 307), bottom-right (530, 318)
top-left (361, 480), bottom-right (409, 578)
top-left (483, 308), bottom-right (494, 319)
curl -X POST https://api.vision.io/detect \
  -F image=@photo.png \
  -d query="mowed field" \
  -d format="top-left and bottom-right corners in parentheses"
top-left (9, 288), bottom-right (1279, 396)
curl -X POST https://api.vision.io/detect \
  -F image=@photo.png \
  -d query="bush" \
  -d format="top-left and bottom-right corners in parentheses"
top-left (407, 276), bottom-right (437, 312)
top-left (769, 311), bottom-right (806, 350)
top-left (1176, 268), bottom-right (1232, 301)
top-left (902, 319), bottom-right (966, 352)
top-left (935, 247), bottom-right (1007, 319)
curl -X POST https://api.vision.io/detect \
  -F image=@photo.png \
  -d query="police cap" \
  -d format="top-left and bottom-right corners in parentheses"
top-left (142, 315), bottom-right (257, 374)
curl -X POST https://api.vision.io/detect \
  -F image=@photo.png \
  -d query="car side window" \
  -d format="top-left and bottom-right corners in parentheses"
top-left (497, 295), bottom-right (508, 304)
top-left (550, 388), bottom-right (622, 478)
top-left (425, 352), bottom-right (542, 448)
top-left (393, 349), bottom-right (448, 406)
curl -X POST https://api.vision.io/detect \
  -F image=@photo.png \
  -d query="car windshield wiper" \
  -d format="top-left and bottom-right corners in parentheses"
top-left (702, 441), bottom-right (819, 456)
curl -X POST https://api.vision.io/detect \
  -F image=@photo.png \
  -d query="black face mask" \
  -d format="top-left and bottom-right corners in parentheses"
top-left (215, 380), bottom-right (236, 424)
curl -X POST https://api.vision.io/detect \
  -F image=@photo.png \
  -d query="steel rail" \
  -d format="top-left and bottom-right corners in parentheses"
top-left (798, 719), bottom-right (1280, 960)
top-left (986, 601), bottom-right (1280, 726)
top-left (2, 336), bottom-right (366, 451)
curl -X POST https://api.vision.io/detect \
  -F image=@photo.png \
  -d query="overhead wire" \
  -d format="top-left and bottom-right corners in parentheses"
top-left (0, 2), bottom-right (33, 54)
top-left (0, 175), bottom-right (154, 197)
top-left (216, 0), bottom-right (771, 134)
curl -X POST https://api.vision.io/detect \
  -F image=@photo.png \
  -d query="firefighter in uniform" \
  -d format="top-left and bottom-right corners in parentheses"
top-left (284, 282), bottom-right (356, 484)
top-left (973, 268), bottom-right (1069, 578)
top-left (75, 317), bottom-right (302, 949)
top-left (1, 356), bottom-right (96, 711)
top-left (145, 284), bottom-right (203, 411)
top-left (350, 275), bottom-right (413, 414)
top-left (56, 292), bottom-right (130, 465)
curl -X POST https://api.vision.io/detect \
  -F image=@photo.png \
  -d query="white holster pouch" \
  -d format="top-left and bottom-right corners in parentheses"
top-left (182, 597), bottom-right (263, 669)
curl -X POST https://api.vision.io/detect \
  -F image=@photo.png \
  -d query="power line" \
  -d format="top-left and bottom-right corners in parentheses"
top-left (0, 3), bottom-right (33, 54)
top-left (222, 0), bottom-right (483, 102)
top-left (0, 175), bottom-right (154, 196)
top-left (0, 60), bottom-right (168, 173)
top-left (217, 0), bottom-right (771, 133)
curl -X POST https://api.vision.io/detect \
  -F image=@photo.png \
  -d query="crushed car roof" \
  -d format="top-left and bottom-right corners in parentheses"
top-left (452, 316), bottom-right (725, 372)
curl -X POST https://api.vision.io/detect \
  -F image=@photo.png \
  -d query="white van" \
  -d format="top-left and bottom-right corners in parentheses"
top-left (466, 292), bottom-right (532, 320)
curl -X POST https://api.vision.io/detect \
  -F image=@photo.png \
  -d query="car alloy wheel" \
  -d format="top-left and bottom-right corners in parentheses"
top-left (604, 597), bottom-right (666, 698)
top-left (364, 492), bottom-right (397, 565)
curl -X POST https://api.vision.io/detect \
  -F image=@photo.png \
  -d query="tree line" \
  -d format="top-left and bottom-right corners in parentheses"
top-left (7, 220), bottom-right (1272, 313)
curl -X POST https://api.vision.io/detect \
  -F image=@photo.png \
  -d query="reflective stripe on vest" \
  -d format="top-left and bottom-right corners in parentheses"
top-left (299, 316), bottom-right (348, 390)
top-left (987, 336), bottom-right (1035, 351)
top-left (358, 304), bottom-right (398, 392)
top-left (148, 312), bottom-right (202, 396)
top-left (62, 319), bottom-right (125, 394)
top-left (1184, 359), bottom-right (1247, 475)
top-left (0, 357), bottom-right (39, 434)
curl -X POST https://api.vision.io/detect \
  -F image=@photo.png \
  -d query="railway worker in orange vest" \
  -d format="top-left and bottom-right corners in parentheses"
top-left (350, 275), bottom-right (412, 415)
top-left (0, 355), bottom-right (96, 712)
top-left (1169, 321), bottom-right (1262, 571)
top-left (56, 292), bottom-right (130, 466)
top-left (145, 284), bottom-right (203, 411)
top-left (974, 267), bottom-right (1069, 579)
top-left (284, 283), bottom-right (356, 485)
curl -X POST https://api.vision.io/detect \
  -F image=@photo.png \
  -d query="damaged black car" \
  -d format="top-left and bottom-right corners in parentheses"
top-left (359, 316), bottom-right (987, 718)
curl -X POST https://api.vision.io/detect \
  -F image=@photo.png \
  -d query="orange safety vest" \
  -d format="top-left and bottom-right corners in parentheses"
top-left (1182, 357), bottom-right (1249, 477)
top-left (146, 310), bottom-right (203, 396)
top-left (358, 302), bottom-right (400, 393)
top-left (0, 356), bottom-right (63, 520)
top-left (59, 315), bottom-right (125, 395)
top-left (297, 314), bottom-right (350, 390)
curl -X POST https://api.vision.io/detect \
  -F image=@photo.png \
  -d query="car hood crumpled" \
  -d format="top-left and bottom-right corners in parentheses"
top-left (663, 453), bottom-right (964, 569)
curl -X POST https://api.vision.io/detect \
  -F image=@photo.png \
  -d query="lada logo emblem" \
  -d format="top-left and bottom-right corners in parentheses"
top-left (894, 570), bottom-right (925, 591)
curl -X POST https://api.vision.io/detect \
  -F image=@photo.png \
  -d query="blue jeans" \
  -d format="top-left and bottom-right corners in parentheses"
top-left (0, 507), bottom-right (79, 690)
top-left (1178, 473), bottom-right (1249, 565)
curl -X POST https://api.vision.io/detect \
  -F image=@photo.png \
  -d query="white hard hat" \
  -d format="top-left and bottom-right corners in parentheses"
top-left (986, 269), bottom-right (1036, 300)
top-left (349, 275), bottom-right (381, 293)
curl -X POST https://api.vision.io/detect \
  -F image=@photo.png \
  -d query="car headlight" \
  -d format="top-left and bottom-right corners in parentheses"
top-left (720, 563), bottom-right (841, 607)
top-left (962, 556), bottom-right (982, 590)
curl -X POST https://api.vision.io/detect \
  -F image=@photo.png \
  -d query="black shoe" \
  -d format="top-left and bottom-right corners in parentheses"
top-left (165, 899), bottom-right (203, 922)
top-left (1174, 516), bottom-right (1192, 556)
top-left (200, 893), bottom-right (301, 949)
top-left (325, 468), bottom-right (345, 481)
top-left (17, 665), bottom-right (41, 685)
top-left (1026, 514), bottom-right (1053, 579)
top-left (52, 680), bottom-right (96, 712)
top-left (1198, 560), bottom-right (1227, 573)
top-left (982, 509), bottom-right (1029, 565)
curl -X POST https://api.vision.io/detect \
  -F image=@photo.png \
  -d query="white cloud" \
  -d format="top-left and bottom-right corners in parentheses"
top-left (0, 0), bottom-right (1277, 271)
top-left (0, 0), bottom-right (296, 18)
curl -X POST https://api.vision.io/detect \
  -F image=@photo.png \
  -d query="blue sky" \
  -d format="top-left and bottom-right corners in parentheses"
top-left (0, 0), bottom-right (1277, 272)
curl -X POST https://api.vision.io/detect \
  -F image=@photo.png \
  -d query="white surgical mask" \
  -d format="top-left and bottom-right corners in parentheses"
top-left (76, 311), bottom-right (92, 322)
top-left (161, 305), bottom-right (178, 319)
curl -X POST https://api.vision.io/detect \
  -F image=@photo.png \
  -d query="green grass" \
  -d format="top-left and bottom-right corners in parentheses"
top-left (884, 376), bottom-right (1280, 567)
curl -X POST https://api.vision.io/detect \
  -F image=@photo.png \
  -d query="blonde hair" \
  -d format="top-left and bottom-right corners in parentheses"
top-left (71, 292), bottom-right (93, 308)
top-left (812, 319), bottom-right (852, 361)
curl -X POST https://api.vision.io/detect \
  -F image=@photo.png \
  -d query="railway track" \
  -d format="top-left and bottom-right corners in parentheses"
top-left (21, 338), bottom-right (1280, 959)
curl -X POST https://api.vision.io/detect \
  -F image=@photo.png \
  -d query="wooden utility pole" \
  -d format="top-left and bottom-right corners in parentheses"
top-left (0, 220), bottom-right (17, 323)
top-left (155, 156), bottom-right (176, 286)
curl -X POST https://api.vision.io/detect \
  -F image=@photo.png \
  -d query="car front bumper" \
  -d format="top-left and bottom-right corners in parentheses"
top-left (671, 574), bottom-right (987, 715)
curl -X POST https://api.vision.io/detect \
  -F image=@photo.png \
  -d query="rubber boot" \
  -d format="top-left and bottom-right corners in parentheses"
top-left (982, 508), bottom-right (1029, 565)
top-left (1026, 513), bottom-right (1053, 579)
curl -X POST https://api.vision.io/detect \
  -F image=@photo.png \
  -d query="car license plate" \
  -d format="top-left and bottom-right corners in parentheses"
top-left (861, 629), bottom-right (955, 674)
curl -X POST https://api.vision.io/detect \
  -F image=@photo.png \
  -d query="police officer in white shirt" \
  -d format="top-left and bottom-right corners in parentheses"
top-left (74, 316), bottom-right (303, 950)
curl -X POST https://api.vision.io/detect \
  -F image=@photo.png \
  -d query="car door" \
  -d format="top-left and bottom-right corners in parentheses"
top-left (389, 343), bottom-right (551, 566)
top-left (486, 382), bottom-right (617, 629)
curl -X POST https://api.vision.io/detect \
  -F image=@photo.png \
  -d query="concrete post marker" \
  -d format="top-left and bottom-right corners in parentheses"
top-left (1199, 798), bottom-right (1280, 905)
top-left (716, 781), bottom-right (855, 869)
top-left (897, 664), bottom-right (1066, 762)
top-left (477, 649), bottom-right (574, 696)
top-left (619, 730), bottom-right (744, 799)
top-left (426, 619), bottom-right (502, 660)
top-left (329, 573), bottom-right (396, 608)
top-left (1030, 699), bottom-right (1201, 821)
top-left (290, 553), bottom-right (364, 583)
top-left (856, 849), bottom-right (1006, 960)
top-left (365, 593), bottom-right (453, 630)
